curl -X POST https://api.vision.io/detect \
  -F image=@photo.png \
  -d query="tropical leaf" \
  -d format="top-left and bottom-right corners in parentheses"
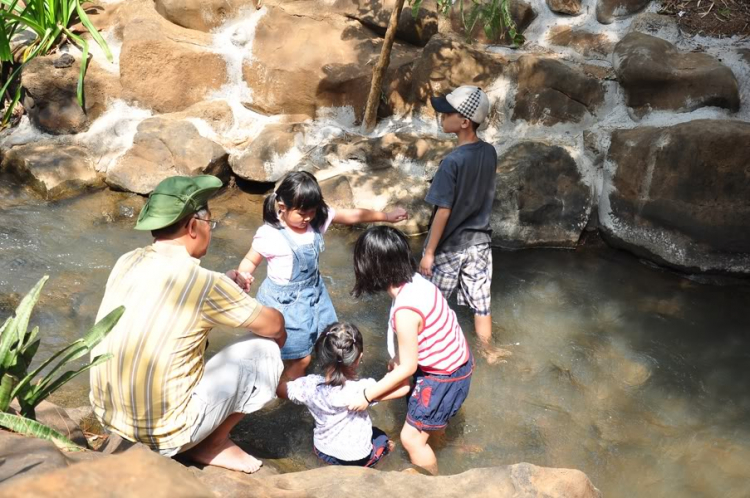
top-left (21, 353), bottom-right (113, 412)
top-left (0, 412), bottom-right (83, 451)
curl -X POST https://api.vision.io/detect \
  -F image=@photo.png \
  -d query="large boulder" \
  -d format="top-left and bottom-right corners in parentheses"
top-left (229, 122), bottom-right (308, 182)
top-left (600, 120), bottom-right (750, 274)
top-left (547, 0), bottom-right (582, 16)
top-left (209, 463), bottom-right (601, 497)
top-left (548, 27), bottom-right (614, 60)
top-left (512, 56), bottom-right (605, 125)
top-left (119, 13), bottom-right (228, 113)
top-left (320, 132), bottom-right (453, 173)
top-left (154, 0), bottom-right (255, 32)
top-left (21, 54), bottom-right (121, 135)
top-left (596, 0), bottom-right (652, 24)
top-left (243, 5), bottom-right (418, 120)
top-left (0, 432), bottom-right (73, 484)
top-left (331, 0), bottom-right (438, 47)
top-left (493, 142), bottom-right (593, 248)
top-left (106, 117), bottom-right (229, 194)
top-left (403, 36), bottom-right (507, 119)
top-left (613, 33), bottom-right (740, 118)
top-left (0, 445), bottom-right (214, 497)
top-left (1, 143), bottom-right (103, 200)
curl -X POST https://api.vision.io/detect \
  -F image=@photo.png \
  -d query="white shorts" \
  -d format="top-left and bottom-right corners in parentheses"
top-left (158, 336), bottom-right (283, 457)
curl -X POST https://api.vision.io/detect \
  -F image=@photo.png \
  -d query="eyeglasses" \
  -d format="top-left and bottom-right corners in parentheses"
top-left (194, 217), bottom-right (218, 230)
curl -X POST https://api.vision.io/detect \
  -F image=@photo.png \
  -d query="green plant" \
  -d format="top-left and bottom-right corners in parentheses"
top-left (412, 0), bottom-right (524, 46)
top-left (0, 0), bottom-right (113, 128)
top-left (0, 275), bottom-right (123, 449)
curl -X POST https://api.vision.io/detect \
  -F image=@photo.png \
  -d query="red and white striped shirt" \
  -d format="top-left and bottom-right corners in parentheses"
top-left (387, 274), bottom-right (470, 375)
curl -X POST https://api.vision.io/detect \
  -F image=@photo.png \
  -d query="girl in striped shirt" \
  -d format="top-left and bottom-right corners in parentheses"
top-left (348, 226), bottom-right (474, 475)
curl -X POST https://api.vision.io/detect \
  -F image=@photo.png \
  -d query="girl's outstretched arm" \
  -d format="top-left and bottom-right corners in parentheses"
top-left (332, 207), bottom-right (408, 226)
top-left (237, 249), bottom-right (263, 292)
top-left (348, 309), bottom-right (420, 411)
top-left (377, 379), bottom-right (411, 401)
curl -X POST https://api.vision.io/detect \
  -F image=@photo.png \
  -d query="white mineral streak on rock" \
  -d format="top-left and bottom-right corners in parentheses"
top-left (0, 100), bottom-right (152, 173)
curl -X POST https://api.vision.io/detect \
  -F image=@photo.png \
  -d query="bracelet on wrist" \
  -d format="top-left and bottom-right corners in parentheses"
top-left (363, 388), bottom-right (372, 405)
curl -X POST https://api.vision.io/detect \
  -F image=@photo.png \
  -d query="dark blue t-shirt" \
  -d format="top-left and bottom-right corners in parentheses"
top-left (425, 140), bottom-right (497, 253)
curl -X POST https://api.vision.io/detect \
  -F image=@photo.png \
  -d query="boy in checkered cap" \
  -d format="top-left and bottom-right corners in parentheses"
top-left (420, 85), bottom-right (510, 364)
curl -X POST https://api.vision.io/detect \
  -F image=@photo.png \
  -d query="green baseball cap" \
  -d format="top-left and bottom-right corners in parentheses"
top-left (134, 175), bottom-right (223, 231)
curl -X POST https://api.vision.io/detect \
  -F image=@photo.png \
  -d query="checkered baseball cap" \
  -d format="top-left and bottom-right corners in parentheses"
top-left (430, 85), bottom-right (490, 124)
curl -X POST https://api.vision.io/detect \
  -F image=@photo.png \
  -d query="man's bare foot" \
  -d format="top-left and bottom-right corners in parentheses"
top-left (479, 343), bottom-right (512, 365)
top-left (186, 437), bottom-right (263, 473)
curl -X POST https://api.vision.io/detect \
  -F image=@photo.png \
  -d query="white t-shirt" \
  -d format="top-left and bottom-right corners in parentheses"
top-left (286, 374), bottom-right (376, 461)
top-left (251, 209), bottom-right (336, 284)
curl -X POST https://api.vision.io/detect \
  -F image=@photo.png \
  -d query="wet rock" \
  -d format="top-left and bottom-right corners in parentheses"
top-left (204, 463), bottom-right (601, 497)
top-left (0, 445), bottom-right (214, 498)
top-left (321, 132), bottom-right (453, 172)
top-left (600, 120), bottom-right (750, 274)
top-left (21, 55), bottom-right (121, 135)
top-left (446, 0), bottom-right (536, 45)
top-left (0, 431), bottom-right (72, 483)
top-left (547, 0), bottom-right (582, 16)
top-left (335, 0), bottom-right (438, 47)
top-left (320, 175), bottom-right (355, 209)
top-left (405, 36), bottom-right (507, 119)
top-left (596, 0), bottom-right (651, 24)
top-left (119, 16), bottom-right (228, 113)
top-left (613, 33), bottom-right (740, 117)
top-left (52, 53), bottom-right (75, 69)
top-left (493, 142), bottom-right (592, 248)
top-left (107, 118), bottom-right (228, 194)
top-left (186, 463), bottom-right (282, 497)
top-left (548, 27), bottom-right (614, 59)
top-left (229, 122), bottom-right (306, 182)
top-left (1, 143), bottom-right (103, 200)
top-left (243, 6), bottom-right (418, 120)
top-left (628, 13), bottom-right (680, 43)
top-left (154, 0), bottom-right (255, 32)
top-left (170, 100), bottom-right (236, 136)
top-left (512, 56), bottom-right (605, 125)
top-left (317, 167), bottom-right (431, 235)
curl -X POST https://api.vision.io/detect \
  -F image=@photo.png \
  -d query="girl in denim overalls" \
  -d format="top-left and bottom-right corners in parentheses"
top-left (238, 172), bottom-right (408, 391)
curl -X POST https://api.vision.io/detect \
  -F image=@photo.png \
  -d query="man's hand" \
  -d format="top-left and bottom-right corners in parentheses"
top-left (226, 270), bottom-right (254, 292)
top-left (419, 252), bottom-right (434, 278)
top-left (385, 207), bottom-right (408, 223)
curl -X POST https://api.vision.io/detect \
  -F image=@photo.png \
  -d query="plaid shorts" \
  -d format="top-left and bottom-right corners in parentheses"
top-left (430, 243), bottom-right (492, 316)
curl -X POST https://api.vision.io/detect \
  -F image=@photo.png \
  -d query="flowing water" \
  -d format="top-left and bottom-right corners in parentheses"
top-left (1, 176), bottom-right (749, 497)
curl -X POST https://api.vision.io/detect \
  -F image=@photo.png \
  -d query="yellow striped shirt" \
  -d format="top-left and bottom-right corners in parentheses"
top-left (89, 242), bottom-right (261, 449)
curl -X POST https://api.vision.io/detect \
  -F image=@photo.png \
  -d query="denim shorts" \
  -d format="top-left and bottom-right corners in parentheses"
top-left (314, 427), bottom-right (391, 468)
top-left (406, 354), bottom-right (474, 431)
top-left (257, 273), bottom-right (337, 360)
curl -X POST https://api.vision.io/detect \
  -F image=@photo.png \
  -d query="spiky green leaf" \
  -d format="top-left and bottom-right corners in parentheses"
top-left (0, 412), bottom-right (83, 451)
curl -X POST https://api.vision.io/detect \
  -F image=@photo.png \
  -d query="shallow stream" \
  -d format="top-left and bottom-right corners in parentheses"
top-left (1, 177), bottom-right (749, 497)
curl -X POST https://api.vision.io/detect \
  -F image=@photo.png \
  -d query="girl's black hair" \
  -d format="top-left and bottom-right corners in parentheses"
top-left (315, 322), bottom-right (364, 388)
top-left (352, 226), bottom-right (417, 297)
top-left (262, 171), bottom-right (330, 231)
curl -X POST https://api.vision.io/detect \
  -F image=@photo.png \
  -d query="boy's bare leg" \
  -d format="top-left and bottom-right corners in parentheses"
top-left (401, 423), bottom-right (438, 475)
top-left (276, 355), bottom-right (311, 398)
top-left (184, 413), bottom-right (262, 473)
top-left (475, 314), bottom-right (512, 364)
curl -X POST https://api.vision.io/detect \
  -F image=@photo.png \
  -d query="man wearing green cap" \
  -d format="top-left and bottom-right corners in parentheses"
top-left (90, 175), bottom-right (286, 473)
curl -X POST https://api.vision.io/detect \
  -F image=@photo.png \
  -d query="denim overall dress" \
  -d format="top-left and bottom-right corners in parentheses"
top-left (256, 227), bottom-right (338, 360)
